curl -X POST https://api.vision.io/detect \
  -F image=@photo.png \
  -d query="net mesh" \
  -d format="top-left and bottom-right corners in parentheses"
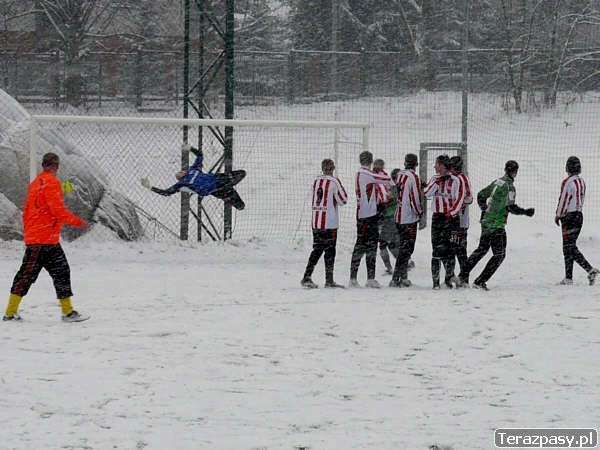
top-left (31, 118), bottom-right (367, 244)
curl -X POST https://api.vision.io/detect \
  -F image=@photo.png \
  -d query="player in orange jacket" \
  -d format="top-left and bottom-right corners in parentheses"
top-left (4, 152), bottom-right (89, 322)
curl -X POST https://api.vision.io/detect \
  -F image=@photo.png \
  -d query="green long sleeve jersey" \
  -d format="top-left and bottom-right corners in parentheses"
top-left (478, 175), bottom-right (516, 229)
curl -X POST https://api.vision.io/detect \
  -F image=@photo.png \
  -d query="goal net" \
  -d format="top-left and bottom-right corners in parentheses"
top-left (29, 115), bottom-right (369, 244)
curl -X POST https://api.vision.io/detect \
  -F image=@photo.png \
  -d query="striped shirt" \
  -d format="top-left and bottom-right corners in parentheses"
top-left (556, 174), bottom-right (586, 217)
top-left (355, 166), bottom-right (393, 219)
top-left (311, 175), bottom-right (348, 229)
top-left (394, 168), bottom-right (423, 224)
top-left (455, 172), bottom-right (473, 228)
top-left (375, 169), bottom-right (393, 206)
top-left (424, 174), bottom-right (465, 215)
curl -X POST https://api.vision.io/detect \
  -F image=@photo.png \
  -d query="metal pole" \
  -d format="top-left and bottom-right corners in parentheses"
top-left (29, 118), bottom-right (38, 182)
top-left (197, 0), bottom-right (205, 242)
top-left (331, 0), bottom-right (339, 94)
top-left (223, 0), bottom-right (235, 240)
top-left (419, 143), bottom-right (427, 230)
top-left (461, 0), bottom-right (470, 172)
top-left (181, 0), bottom-right (191, 240)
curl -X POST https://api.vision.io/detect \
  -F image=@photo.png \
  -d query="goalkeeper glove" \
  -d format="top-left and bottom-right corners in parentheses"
top-left (61, 181), bottom-right (73, 194)
top-left (525, 207), bottom-right (535, 217)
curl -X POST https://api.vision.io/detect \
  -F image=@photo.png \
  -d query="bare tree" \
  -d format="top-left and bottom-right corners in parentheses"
top-left (34, 0), bottom-right (132, 106)
top-left (0, 1), bottom-right (35, 91)
top-left (542, 0), bottom-right (599, 106)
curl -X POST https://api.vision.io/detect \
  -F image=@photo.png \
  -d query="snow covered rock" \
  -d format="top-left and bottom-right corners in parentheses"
top-left (0, 89), bottom-right (143, 241)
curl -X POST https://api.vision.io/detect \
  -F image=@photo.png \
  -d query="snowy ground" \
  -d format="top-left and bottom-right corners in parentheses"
top-left (1, 216), bottom-right (599, 450)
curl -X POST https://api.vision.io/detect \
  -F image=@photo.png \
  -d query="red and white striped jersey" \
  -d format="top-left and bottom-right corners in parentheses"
top-left (355, 166), bottom-right (393, 219)
top-left (455, 172), bottom-right (473, 228)
top-left (424, 174), bottom-right (465, 215)
top-left (556, 174), bottom-right (586, 217)
top-left (375, 169), bottom-right (393, 206)
top-left (311, 175), bottom-right (348, 229)
top-left (394, 168), bottom-right (423, 224)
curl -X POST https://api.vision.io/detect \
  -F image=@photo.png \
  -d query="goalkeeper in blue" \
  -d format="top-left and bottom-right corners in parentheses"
top-left (144, 144), bottom-right (246, 210)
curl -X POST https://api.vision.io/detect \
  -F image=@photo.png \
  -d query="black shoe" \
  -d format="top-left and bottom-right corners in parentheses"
top-left (301, 278), bottom-right (318, 289)
top-left (588, 268), bottom-right (599, 286)
top-left (473, 280), bottom-right (489, 291)
top-left (432, 282), bottom-right (440, 290)
top-left (224, 197), bottom-right (245, 211)
top-left (324, 281), bottom-right (345, 288)
top-left (455, 276), bottom-right (468, 288)
top-left (444, 277), bottom-right (454, 289)
top-left (3, 313), bottom-right (22, 321)
top-left (390, 278), bottom-right (411, 287)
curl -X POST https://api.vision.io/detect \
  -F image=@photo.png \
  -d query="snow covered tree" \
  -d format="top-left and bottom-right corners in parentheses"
top-left (236, 0), bottom-right (288, 51)
top-left (34, 0), bottom-right (133, 106)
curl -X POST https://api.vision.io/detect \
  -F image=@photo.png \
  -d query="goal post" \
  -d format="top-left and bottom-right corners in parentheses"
top-left (29, 115), bottom-right (370, 243)
top-left (419, 142), bottom-right (467, 229)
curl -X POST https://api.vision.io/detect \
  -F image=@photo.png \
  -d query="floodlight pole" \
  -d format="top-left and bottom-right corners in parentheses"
top-left (461, 0), bottom-right (470, 171)
top-left (224, 0), bottom-right (235, 240)
top-left (181, 0), bottom-right (191, 240)
top-left (183, 0), bottom-right (235, 241)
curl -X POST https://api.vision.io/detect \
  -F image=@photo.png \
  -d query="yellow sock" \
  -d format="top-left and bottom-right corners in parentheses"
top-left (60, 297), bottom-right (73, 315)
top-left (5, 293), bottom-right (22, 317)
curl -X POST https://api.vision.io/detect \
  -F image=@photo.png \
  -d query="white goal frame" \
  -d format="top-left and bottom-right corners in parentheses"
top-left (29, 115), bottom-right (370, 241)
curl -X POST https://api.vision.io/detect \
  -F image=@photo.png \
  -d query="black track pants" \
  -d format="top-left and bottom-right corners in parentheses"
top-left (11, 244), bottom-right (73, 299)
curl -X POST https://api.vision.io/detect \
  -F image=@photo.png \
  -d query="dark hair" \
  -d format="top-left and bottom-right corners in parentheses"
top-left (321, 158), bottom-right (335, 174)
top-left (566, 156), bottom-right (581, 174)
top-left (449, 155), bottom-right (463, 172)
top-left (404, 153), bottom-right (418, 169)
top-left (373, 158), bottom-right (385, 171)
top-left (359, 151), bottom-right (373, 166)
top-left (436, 154), bottom-right (451, 169)
top-left (504, 160), bottom-right (519, 173)
top-left (42, 152), bottom-right (60, 168)
top-left (391, 168), bottom-right (401, 181)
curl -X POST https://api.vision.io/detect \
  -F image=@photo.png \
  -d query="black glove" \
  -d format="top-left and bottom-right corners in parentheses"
top-left (554, 216), bottom-right (561, 226)
top-left (525, 208), bottom-right (535, 217)
top-left (479, 210), bottom-right (486, 223)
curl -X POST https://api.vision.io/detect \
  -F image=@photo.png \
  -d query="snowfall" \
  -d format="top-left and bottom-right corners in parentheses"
top-left (1, 93), bottom-right (599, 450)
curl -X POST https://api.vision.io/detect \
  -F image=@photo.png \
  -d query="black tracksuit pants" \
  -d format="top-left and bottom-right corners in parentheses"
top-left (561, 211), bottom-right (592, 279)
top-left (10, 244), bottom-right (73, 299)
top-left (350, 216), bottom-right (380, 280)
top-left (211, 170), bottom-right (247, 210)
top-left (303, 229), bottom-right (338, 283)
top-left (392, 222), bottom-right (418, 283)
top-left (431, 213), bottom-right (459, 284)
top-left (455, 227), bottom-right (468, 274)
top-left (460, 227), bottom-right (506, 284)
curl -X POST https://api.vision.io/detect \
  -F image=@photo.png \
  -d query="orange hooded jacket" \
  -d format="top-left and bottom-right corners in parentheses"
top-left (23, 170), bottom-right (84, 245)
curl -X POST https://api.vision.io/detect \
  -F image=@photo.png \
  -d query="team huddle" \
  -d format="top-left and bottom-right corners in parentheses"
top-left (301, 151), bottom-right (599, 290)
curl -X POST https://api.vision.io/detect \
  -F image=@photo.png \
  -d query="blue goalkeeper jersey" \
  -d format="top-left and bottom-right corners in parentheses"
top-left (173, 153), bottom-right (217, 196)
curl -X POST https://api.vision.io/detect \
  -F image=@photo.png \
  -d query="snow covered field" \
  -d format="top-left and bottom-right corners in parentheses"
top-left (1, 94), bottom-right (599, 449)
top-left (1, 219), bottom-right (599, 450)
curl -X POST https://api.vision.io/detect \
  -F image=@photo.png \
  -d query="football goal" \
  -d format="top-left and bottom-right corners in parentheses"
top-left (29, 115), bottom-right (369, 243)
